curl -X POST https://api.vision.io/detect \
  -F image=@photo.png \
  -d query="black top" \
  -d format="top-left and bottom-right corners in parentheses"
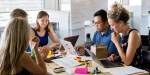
top-left (16, 68), bottom-right (31, 75)
top-left (121, 29), bottom-right (143, 68)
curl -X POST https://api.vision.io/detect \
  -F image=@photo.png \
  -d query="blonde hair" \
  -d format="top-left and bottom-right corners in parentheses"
top-left (108, 3), bottom-right (130, 24)
top-left (0, 18), bottom-right (30, 74)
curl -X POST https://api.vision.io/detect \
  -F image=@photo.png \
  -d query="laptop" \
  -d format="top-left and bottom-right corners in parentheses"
top-left (60, 35), bottom-right (79, 50)
top-left (64, 35), bottom-right (79, 47)
top-left (45, 40), bottom-right (78, 63)
top-left (84, 48), bottom-right (123, 68)
top-left (60, 40), bottom-right (78, 55)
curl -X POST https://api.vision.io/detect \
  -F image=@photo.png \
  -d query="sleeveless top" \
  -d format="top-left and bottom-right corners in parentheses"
top-left (16, 68), bottom-right (31, 75)
top-left (33, 29), bottom-right (49, 47)
top-left (121, 29), bottom-right (143, 68)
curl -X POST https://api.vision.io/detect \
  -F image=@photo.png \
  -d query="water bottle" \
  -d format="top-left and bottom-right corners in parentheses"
top-left (148, 29), bottom-right (150, 50)
top-left (84, 33), bottom-right (93, 56)
top-left (85, 33), bottom-right (93, 50)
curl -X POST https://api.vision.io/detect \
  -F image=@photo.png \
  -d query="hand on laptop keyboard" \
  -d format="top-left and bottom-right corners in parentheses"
top-left (99, 59), bottom-right (123, 68)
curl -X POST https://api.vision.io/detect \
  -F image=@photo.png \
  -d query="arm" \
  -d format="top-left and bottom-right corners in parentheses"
top-left (20, 37), bottom-right (47, 75)
top-left (29, 28), bottom-right (36, 41)
top-left (20, 53), bottom-right (47, 75)
top-left (107, 41), bottom-right (119, 62)
top-left (111, 31), bottom-right (141, 65)
top-left (47, 25), bottom-right (59, 48)
top-left (108, 33), bottom-right (122, 55)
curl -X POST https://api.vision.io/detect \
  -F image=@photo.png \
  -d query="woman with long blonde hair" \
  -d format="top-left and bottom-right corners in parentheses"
top-left (0, 18), bottom-right (47, 75)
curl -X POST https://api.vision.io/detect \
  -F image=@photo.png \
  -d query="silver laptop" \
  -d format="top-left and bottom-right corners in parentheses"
top-left (60, 39), bottom-right (78, 56)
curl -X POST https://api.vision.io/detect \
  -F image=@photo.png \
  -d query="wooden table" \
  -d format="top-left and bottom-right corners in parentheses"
top-left (46, 58), bottom-right (149, 75)
top-left (46, 62), bottom-right (111, 75)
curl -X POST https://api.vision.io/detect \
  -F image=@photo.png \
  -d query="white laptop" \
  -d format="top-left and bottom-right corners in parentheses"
top-left (60, 39), bottom-right (78, 56)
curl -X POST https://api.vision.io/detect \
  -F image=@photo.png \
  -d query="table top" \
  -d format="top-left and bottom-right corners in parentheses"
top-left (45, 56), bottom-right (149, 75)
top-left (46, 62), bottom-right (111, 75)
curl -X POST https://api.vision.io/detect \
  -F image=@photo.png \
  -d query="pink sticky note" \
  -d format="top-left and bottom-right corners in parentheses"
top-left (74, 67), bottom-right (88, 74)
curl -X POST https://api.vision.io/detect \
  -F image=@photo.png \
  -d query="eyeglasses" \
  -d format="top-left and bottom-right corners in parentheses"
top-left (92, 20), bottom-right (104, 25)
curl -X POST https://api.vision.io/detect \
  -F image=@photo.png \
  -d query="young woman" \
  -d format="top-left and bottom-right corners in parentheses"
top-left (0, 18), bottom-right (47, 75)
top-left (107, 3), bottom-right (142, 68)
top-left (31, 11), bottom-right (59, 59)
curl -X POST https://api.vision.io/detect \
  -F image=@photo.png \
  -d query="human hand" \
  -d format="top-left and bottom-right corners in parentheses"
top-left (38, 47), bottom-right (49, 59)
top-left (30, 36), bottom-right (39, 50)
top-left (75, 45), bottom-right (85, 56)
top-left (107, 54), bottom-right (117, 62)
top-left (49, 43), bottom-right (60, 49)
top-left (111, 32), bottom-right (119, 44)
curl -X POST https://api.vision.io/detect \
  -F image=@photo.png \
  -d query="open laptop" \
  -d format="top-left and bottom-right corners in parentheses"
top-left (64, 35), bottom-right (79, 47)
top-left (84, 48), bottom-right (123, 68)
top-left (60, 40), bottom-right (78, 56)
top-left (60, 35), bottom-right (79, 50)
top-left (45, 40), bottom-right (78, 63)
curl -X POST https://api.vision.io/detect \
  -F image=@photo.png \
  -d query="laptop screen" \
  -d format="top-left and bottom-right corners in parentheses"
top-left (64, 35), bottom-right (79, 47)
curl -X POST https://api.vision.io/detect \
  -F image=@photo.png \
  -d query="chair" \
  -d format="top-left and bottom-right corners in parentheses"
top-left (141, 35), bottom-right (150, 51)
top-left (142, 51), bottom-right (150, 72)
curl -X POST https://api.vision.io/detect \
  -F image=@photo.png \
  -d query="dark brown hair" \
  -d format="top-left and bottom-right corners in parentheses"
top-left (108, 3), bottom-right (130, 24)
top-left (35, 11), bottom-right (50, 32)
top-left (10, 8), bottom-right (27, 18)
top-left (94, 9), bottom-right (108, 22)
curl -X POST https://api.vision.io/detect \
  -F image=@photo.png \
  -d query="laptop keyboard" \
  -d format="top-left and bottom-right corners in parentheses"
top-left (99, 59), bottom-right (123, 68)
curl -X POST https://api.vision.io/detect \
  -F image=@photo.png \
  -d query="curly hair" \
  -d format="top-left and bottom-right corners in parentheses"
top-left (108, 3), bottom-right (130, 24)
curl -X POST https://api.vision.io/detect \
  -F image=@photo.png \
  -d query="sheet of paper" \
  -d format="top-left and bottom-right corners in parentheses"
top-left (107, 66), bottom-right (146, 75)
top-left (80, 56), bottom-right (92, 61)
top-left (52, 56), bottom-right (80, 68)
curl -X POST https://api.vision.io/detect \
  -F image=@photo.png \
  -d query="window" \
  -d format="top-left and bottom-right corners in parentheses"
top-left (0, 0), bottom-right (44, 27)
top-left (59, 0), bottom-right (70, 12)
top-left (0, 0), bottom-right (43, 12)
